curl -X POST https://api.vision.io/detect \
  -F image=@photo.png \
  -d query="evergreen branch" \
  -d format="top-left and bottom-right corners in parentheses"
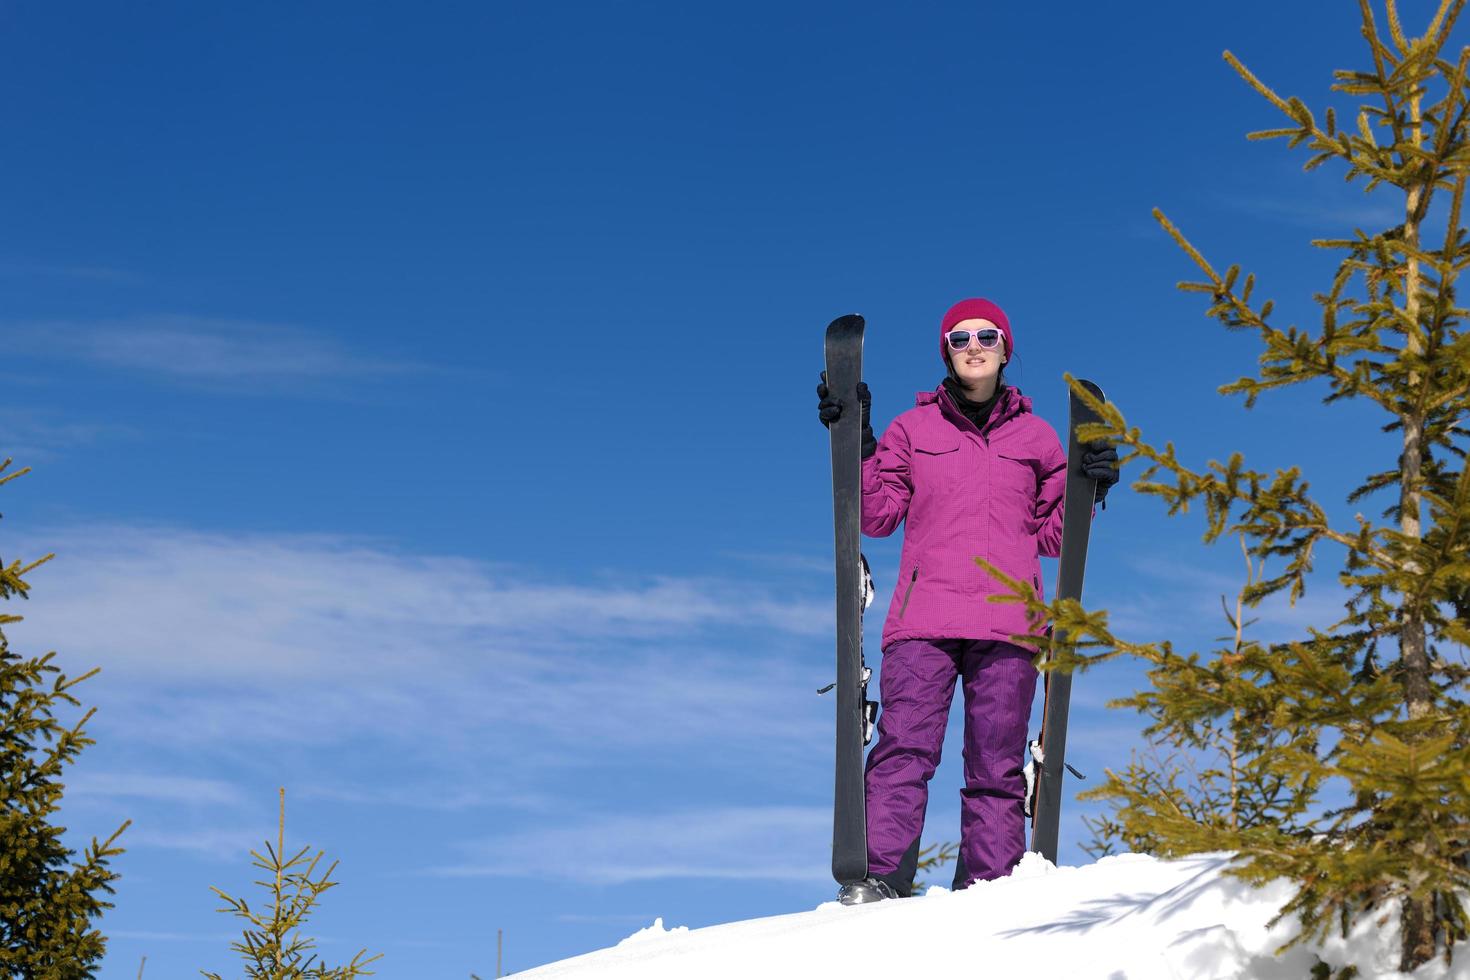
top-left (1406, 461), bottom-right (1470, 618)
top-left (55, 665), bottom-right (102, 694)
top-left (1151, 210), bottom-right (1399, 413)
top-left (1226, 49), bottom-right (1304, 123)
top-left (1386, 0), bottom-right (1411, 58)
top-left (1063, 379), bottom-right (1396, 578)
top-left (1428, 47), bottom-right (1470, 166)
top-left (1443, 171), bottom-right (1466, 272)
top-left (1424, 0), bottom-right (1466, 57)
top-left (0, 460), bottom-right (31, 487)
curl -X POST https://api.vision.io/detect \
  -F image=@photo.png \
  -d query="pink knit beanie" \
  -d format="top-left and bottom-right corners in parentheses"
top-left (939, 298), bottom-right (1013, 363)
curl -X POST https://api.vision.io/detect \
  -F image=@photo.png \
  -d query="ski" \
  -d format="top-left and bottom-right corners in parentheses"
top-left (1028, 378), bottom-right (1106, 866)
top-left (824, 313), bottom-right (877, 886)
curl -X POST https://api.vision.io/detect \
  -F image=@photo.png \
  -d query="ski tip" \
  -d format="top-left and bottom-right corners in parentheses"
top-left (1073, 378), bottom-right (1105, 403)
top-left (825, 313), bottom-right (865, 339)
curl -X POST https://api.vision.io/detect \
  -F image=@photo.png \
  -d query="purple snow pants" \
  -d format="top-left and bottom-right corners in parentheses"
top-left (864, 638), bottom-right (1037, 893)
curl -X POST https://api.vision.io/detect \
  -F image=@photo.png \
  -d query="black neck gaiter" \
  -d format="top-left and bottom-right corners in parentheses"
top-left (942, 376), bottom-right (1003, 431)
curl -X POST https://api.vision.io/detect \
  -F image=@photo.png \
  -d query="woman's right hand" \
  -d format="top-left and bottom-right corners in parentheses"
top-left (817, 372), bottom-right (871, 427)
top-left (817, 372), bottom-right (842, 427)
top-left (817, 373), bottom-right (876, 457)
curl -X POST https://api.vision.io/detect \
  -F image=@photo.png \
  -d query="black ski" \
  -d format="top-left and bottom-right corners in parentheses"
top-left (1029, 378), bottom-right (1106, 865)
top-left (824, 314), bottom-right (877, 886)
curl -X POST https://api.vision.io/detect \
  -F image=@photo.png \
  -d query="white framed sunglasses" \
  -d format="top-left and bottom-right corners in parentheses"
top-left (945, 327), bottom-right (1004, 352)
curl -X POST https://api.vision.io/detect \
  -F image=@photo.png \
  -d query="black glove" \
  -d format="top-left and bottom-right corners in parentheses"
top-left (817, 372), bottom-right (876, 459)
top-left (1081, 440), bottom-right (1120, 503)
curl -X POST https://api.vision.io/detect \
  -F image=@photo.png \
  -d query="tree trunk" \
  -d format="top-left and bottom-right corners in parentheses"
top-left (1400, 893), bottom-right (1437, 974)
top-left (1396, 89), bottom-right (1437, 974)
top-left (1399, 100), bottom-right (1431, 722)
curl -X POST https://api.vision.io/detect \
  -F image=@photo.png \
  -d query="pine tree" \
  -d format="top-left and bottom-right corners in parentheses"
top-left (202, 788), bottom-right (381, 980)
top-left (0, 458), bottom-right (130, 978)
top-left (983, 0), bottom-right (1470, 971)
top-left (1075, 538), bottom-right (1335, 863)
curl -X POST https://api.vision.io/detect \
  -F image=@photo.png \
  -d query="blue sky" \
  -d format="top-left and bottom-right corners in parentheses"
top-left (2, 1), bottom-right (1458, 976)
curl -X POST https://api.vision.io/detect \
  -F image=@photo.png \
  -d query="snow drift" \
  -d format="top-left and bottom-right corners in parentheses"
top-left (516, 853), bottom-right (1460, 980)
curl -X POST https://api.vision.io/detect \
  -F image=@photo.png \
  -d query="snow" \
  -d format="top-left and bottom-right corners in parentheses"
top-left (516, 852), bottom-right (1463, 980)
top-left (614, 918), bottom-right (689, 947)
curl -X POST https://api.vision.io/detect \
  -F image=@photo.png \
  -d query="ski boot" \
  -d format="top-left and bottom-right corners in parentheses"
top-left (837, 877), bottom-right (899, 905)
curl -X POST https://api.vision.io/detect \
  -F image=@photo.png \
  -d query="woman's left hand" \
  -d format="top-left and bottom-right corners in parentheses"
top-left (1082, 440), bottom-right (1120, 503)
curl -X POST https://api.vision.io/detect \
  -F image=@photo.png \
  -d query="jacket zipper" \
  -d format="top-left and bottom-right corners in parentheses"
top-left (898, 567), bottom-right (918, 618)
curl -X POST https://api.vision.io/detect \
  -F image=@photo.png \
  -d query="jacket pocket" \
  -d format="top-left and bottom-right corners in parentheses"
top-left (913, 436), bottom-right (961, 456)
top-left (897, 566), bottom-right (919, 619)
top-left (913, 439), bottom-right (961, 490)
top-left (993, 451), bottom-right (1039, 496)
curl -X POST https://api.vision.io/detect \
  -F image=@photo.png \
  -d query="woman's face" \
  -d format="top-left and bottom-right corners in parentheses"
top-left (947, 317), bottom-right (1007, 389)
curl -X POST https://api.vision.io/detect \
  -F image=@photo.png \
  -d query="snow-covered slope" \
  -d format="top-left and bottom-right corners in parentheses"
top-left (517, 853), bottom-right (1459, 980)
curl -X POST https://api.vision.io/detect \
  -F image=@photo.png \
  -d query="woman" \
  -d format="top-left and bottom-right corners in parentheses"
top-left (817, 297), bottom-right (1118, 903)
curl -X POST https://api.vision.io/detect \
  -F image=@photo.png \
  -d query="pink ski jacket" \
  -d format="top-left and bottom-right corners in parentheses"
top-left (862, 384), bottom-right (1067, 651)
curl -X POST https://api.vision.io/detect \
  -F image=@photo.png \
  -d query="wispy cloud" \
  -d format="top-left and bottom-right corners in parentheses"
top-left (8, 524), bottom-right (830, 770)
top-left (1204, 154), bottom-right (1407, 232)
top-left (68, 772), bottom-right (245, 806)
top-left (290, 780), bottom-right (559, 813)
top-left (109, 930), bottom-right (234, 943)
top-left (124, 825), bottom-right (277, 860)
top-left (438, 805), bottom-right (831, 884)
top-left (1219, 192), bottom-right (1400, 231)
top-left (16, 525), bottom-right (827, 676)
top-left (9, 519), bottom-right (840, 909)
top-left (6, 315), bottom-right (430, 386)
top-left (718, 550), bottom-right (832, 575)
top-left (0, 412), bottom-right (139, 461)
